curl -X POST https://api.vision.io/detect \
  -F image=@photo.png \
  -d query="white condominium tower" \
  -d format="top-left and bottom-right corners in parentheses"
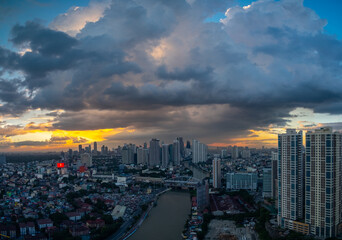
top-left (278, 129), bottom-right (304, 229)
top-left (305, 127), bottom-right (342, 238)
top-left (192, 139), bottom-right (207, 163)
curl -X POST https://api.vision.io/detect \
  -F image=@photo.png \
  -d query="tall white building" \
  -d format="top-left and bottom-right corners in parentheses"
top-left (305, 127), bottom-right (342, 238)
top-left (212, 158), bottom-right (221, 188)
top-left (278, 129), bottom-right (305, 231)
top-left (192, 140), bottom-right (207, 163)
top-left (162, 144), bottom-right (170, 168)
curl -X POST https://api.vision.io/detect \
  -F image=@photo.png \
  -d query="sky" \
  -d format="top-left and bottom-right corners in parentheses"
top-left (1, 0), bottom-right (342, 152)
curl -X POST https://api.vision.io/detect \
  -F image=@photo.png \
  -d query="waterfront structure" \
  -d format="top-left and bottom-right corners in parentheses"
top-left (262, 168), bottom-right (272, 198)
top-left (305, 127), bottom-right (342, 238)
top-left (149, 139), bottom-right (161, 167)
top-left (162, 144), bottom-right (169, 168)
top-left (278, 129), bottom-right (304, 231)
top-left (197, 180), bottom-right (209, 210)
top-left (212, 158), bottom-right (221, 188)
top-left (192, 140), bottom-right (207, 163)
top-left (226, 172), bottom-right (257, 190)
top-left (173, 140), bottom-right (181, 165)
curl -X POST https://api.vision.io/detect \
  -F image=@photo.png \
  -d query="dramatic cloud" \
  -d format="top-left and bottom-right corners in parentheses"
top-left (0, 0), bottom-right (342, 148)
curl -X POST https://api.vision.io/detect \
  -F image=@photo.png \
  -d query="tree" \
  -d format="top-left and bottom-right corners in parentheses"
top-left (50, 212), bottom-right (68, 226)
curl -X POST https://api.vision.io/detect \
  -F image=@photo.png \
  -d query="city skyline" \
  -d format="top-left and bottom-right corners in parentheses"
top-left (1, 0), bottom-right (342, 152)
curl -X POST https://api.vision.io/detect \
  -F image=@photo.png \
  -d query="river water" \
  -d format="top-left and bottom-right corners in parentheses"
top-left (130, 191), bottom-right (191, 240)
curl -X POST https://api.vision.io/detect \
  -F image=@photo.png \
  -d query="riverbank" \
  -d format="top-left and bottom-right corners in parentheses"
top-left (119, 188), bottom-right (172, 240)
top-left (130, 191), bottom-right (191, 240)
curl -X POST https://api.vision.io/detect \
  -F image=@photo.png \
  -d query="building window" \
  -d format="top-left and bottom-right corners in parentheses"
top-left (326, 172), bottom-right (331, 179)
top-left (326, 156), bottom-right (331, 163)
top-left (326, 140), bottom-right (331, 147)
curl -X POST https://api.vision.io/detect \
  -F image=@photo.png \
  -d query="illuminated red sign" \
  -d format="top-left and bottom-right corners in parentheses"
top-left (57, 163), bottom-right (65, 168)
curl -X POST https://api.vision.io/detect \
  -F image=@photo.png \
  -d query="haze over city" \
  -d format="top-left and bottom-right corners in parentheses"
top-left (0, 0), bottom-right (342, 151)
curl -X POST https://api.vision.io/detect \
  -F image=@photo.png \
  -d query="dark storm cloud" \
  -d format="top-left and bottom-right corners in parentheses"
top-left (11, 21), bottom-right (78, 56)
top-left (156, 65), bottom-right (213, 81)
top-left (0, 0), bottom-right (342, 143)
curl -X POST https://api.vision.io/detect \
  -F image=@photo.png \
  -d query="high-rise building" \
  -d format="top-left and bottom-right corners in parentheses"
top-left (79, 145), bottom-right (83, 154)
top-left (137, 147), bottom-right (144, 165)
top-left (0, 155), bottom-right (6, 165)
top-left (212, 158), bottom-right (221, 188)
top-left (221, 149), bottom-right (228, 159)
top-left (81, 153), bottom-right (92, 167)
top-left (305, 127), bottom-right (342, 238)
top-left (241, 147), bottom-right (251, 159)
top-left (226, 172), bottom-right (258, 190)
top-left (263, 168), bottom-right (272, 198)
top-left (177, 137), bottom-right (185, 157)
top-left (161, 144), bottom-right (169, 168)
top-left (197, 180), bottom-right (209, 210)
top-left (271, 151), bottom-right (278, 200)
top-left (149, 139), bottom-right (161, 167)
top-left (278, 129), bottom-right (305, 231)
top-left (68, 149), bottom-right (73, 158)
top-left (173, 140), bottom-right (181, 165)
top-left (192, 140), bottom-right (207, 163)
top-left (232, 146), bottom-right (239, 159)
top-left (122, 144), bottom-right (134, 164)
top-left (186, 140), bottom-right (191, 149)
top-left (93, 142), bottom-right (97, 155)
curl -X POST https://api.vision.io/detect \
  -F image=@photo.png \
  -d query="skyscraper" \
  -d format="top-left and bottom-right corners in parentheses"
top-left (212, 158), bottom-right (221, 188)
top-left (177, 137), bottom-right (185, 157)
top-left (94, 142), bottom-right (97, 155)
top-left (162, 144), bottom-right (169, 168)
top-left (197, 180), bottom-right (209, 210)
top-left (149, 139), bottom-right (161, 167)
top-left (192, 140), bottom-right (207, 163)
top-left (137, 147), bottom-right (144, 165)
top-left (186, 140), bottom-right (191, 149)
top-left (0, 155), bottom-right (6, 165)
top-left (173, 139), bottom-right (181, 165)
top-left (278, 129), bottom-right (305, 232)
top-left (305, 127), bottom-right (342, 238)
top-left (232, 146), bottom-right (239, 159)
top-left (263, 168), bottom-right (272, 198)
top-left (271, 151), bottom-right (278, 200)
top-left (79, 145), bottom-right (83, 154)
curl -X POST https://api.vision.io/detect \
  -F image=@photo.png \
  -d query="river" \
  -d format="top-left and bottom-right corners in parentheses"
top-left (130, 191), bottom-right (191, 240)
top-left (185, 162), bottom-right (209, 181)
